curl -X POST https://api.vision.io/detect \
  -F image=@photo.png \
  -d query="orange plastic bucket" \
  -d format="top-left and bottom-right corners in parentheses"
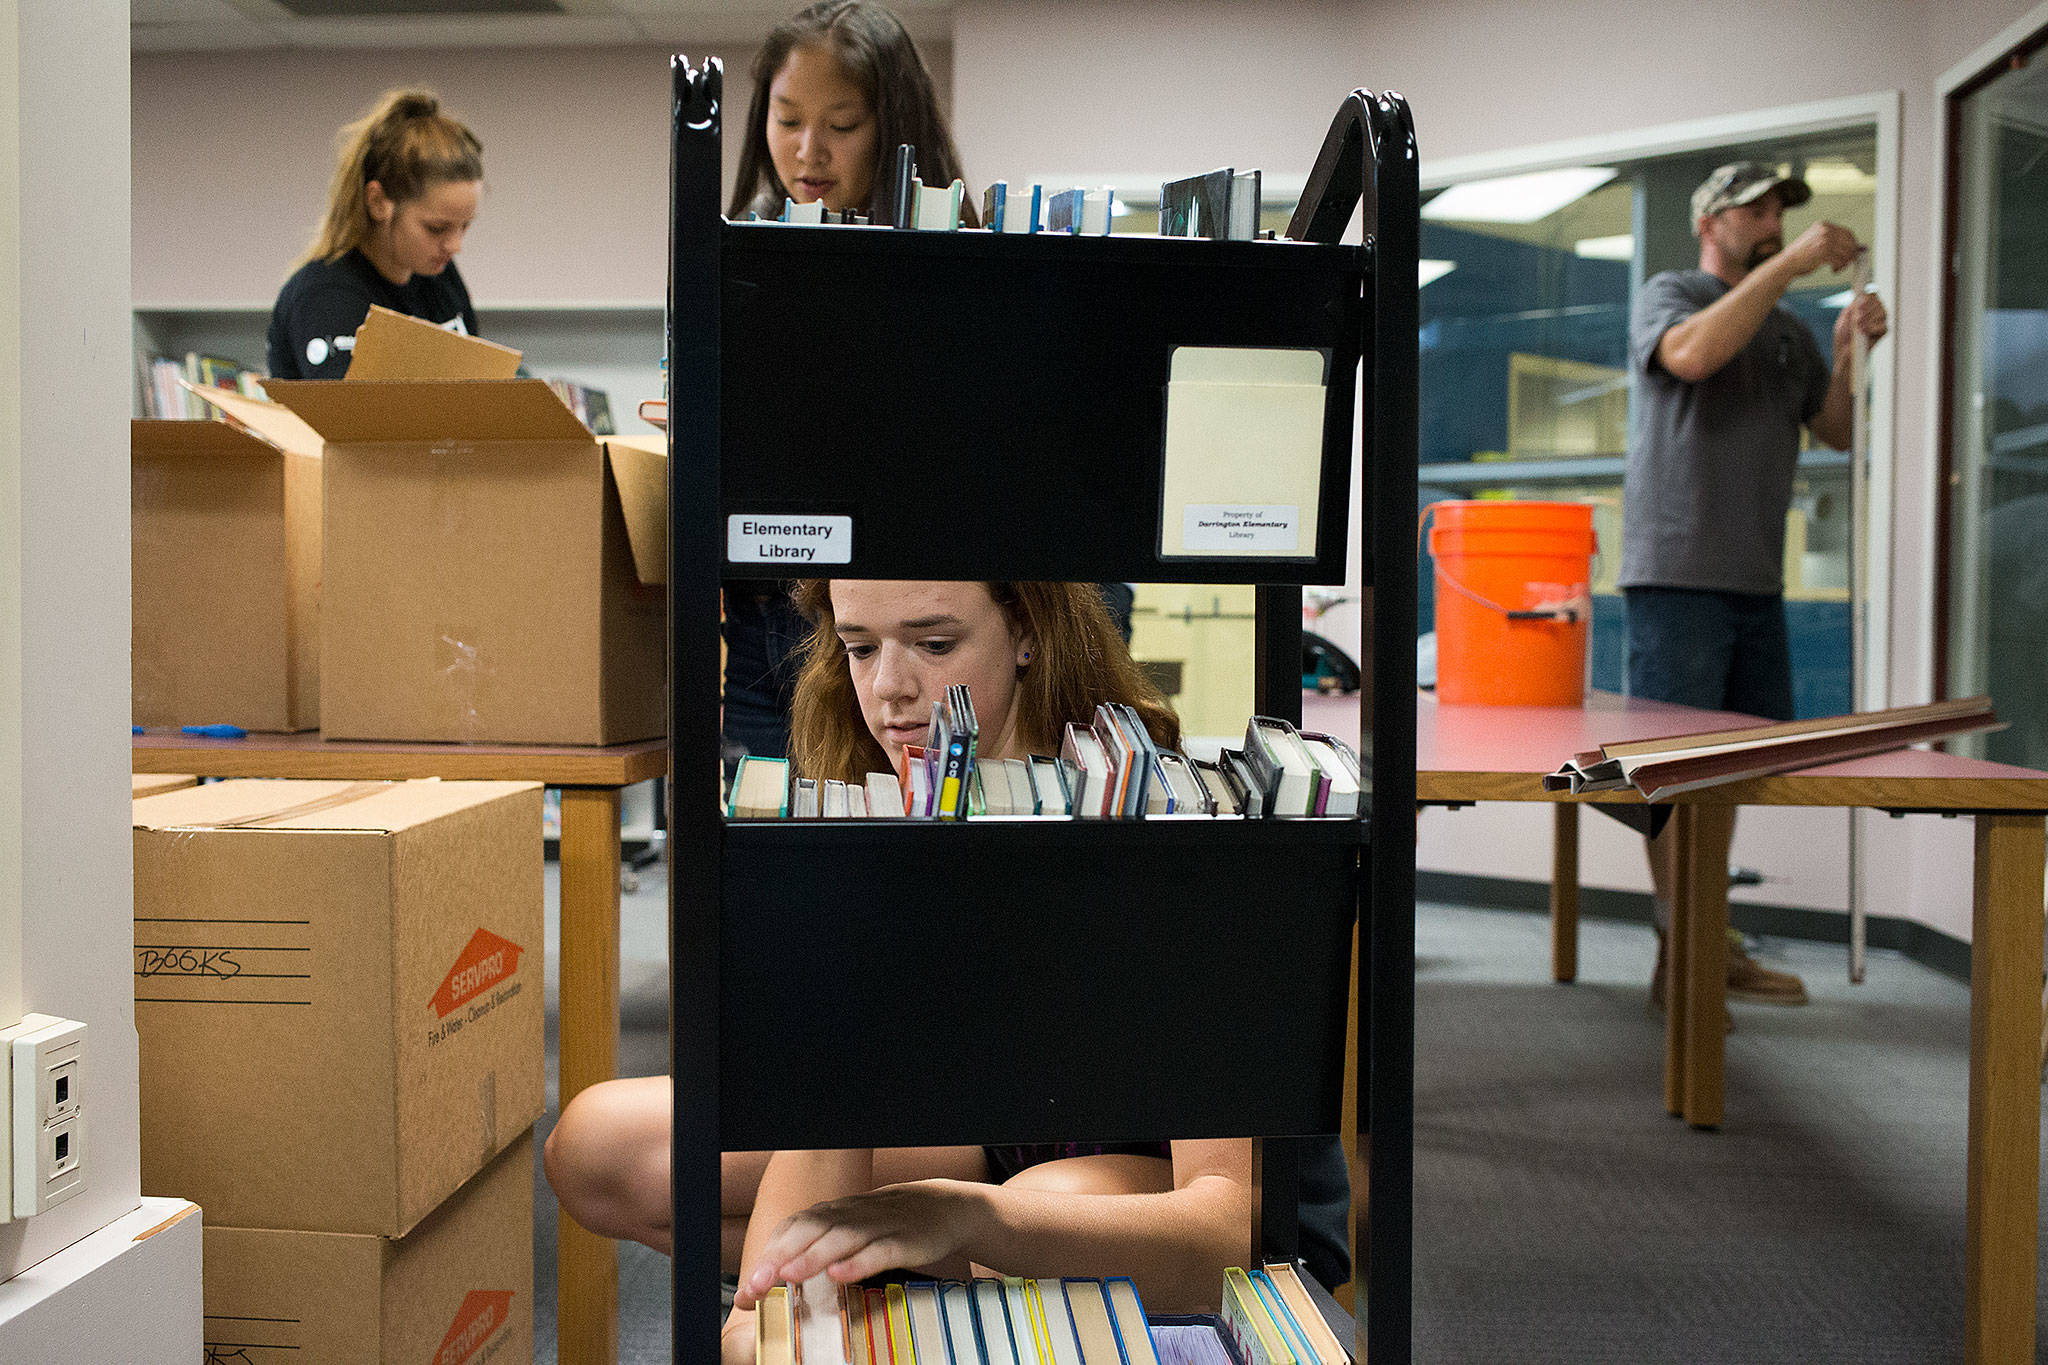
top-left (1426, 500), bottom-right (1597, 706)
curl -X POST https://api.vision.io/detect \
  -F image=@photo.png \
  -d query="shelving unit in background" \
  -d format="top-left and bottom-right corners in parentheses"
top-left (130, 302), bottom-right (669, 432)
top-left (666, 52), bottom-right (1418, 1365)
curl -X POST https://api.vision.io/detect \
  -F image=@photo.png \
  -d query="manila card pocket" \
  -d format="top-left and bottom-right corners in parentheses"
top-left (1159, 345), bottom-right (1328, 559)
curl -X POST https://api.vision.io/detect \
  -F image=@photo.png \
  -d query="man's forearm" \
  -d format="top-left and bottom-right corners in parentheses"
top-left (1657, 254), bottom-right (1800, 382)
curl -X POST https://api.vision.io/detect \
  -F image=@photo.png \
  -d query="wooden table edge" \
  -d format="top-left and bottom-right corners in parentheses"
top-left (132, 738), bottom-right (670, 788)
top-left (1418, 770), bottom-right (2048, 812)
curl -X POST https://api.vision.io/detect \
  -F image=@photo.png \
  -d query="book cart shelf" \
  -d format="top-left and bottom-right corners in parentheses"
top-left (666, 55), bottom-right (1419, 1365)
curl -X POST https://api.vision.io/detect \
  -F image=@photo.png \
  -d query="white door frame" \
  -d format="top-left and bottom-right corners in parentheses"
top-left (1927, 0), bottom-right (2048, 703)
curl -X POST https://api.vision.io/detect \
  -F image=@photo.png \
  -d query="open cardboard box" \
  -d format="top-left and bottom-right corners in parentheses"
top-left (133, 778), bottom-right (544, 1236)
top-left (262, 308), bottom-right (668, 745)
top-left (132, 398), bottom-right (324, 732)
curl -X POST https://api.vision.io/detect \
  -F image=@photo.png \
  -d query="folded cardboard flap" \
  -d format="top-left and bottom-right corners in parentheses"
top-left (132, 777), bottom-right (544, 835)
top-left (132, 415), bottom-right (296, 462)
top-left (343, 304), bottom-right (523, 381)
top-left (606, 433), bottom-right (669, 586)
top-left (131, 773), bottom-right (197, 798)
top-left (262, 377), bottom-right (595, 444)
top-left (181, 383), bottom-right (325, 459)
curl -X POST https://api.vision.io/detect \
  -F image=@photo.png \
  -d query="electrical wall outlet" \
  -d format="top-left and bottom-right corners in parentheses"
top-left (4, 1013), bottom-right (87, 1219)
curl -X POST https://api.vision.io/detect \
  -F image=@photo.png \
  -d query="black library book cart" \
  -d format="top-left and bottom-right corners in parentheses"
top-left (666, 55), bottom-right (1419, 1364)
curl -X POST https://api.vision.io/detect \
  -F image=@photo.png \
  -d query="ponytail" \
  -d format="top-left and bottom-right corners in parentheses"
top-left (300, 88), bottom-right (483, 266)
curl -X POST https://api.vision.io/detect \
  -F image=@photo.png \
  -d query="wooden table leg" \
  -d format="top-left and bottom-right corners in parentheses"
top-left (1964, 813), bottom-right (2045, 1364)
top-left (1680, 804), bottom-right (1732, 1129)
top-left (557, 785), bottom-right (623, 1365)
top-left (1663, 806), bottom-right (1692, 1118)
top-left (1551, 802), bottom-right (1580, 984)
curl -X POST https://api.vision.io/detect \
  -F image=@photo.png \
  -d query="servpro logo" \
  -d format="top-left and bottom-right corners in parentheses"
top-left (432, 1290), bottom-right (514, 1365)
top-left (430, 929), bottom-right (525, 1019)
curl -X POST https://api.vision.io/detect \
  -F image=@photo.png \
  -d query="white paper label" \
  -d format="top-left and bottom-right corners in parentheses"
top-left (726, 515), bottom-right (853, 565)
top-left (1181, 504), bottom-right (1300, 553)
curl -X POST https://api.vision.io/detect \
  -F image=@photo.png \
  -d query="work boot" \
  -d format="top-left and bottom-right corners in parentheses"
top-left (1724, 928), bottom-right (1808, 1005)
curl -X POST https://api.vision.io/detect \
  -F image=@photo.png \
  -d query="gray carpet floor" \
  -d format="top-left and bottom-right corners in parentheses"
top-left (526, 861), bottom-right (2048, 1363)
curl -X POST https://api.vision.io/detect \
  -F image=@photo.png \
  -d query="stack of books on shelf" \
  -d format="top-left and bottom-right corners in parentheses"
top-left (139, 351), bottom-right (267, 417)
top-left (745, 155), bottom-right (1265, 241)
top-left (756, 1264), bottom-right (1349, 1365)
top-left (724, 711), bottom-right (1363, 821)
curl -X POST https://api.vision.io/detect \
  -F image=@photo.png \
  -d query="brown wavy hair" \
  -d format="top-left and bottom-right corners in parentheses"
top-left (301, 88), bottom-right (483, 266)
top-left (787, 581), bottom-right (1180, 783)
top-left (728, 1), bottom-right (978, 226)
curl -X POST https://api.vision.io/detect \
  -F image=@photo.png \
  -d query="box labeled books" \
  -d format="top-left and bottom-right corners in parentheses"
top-left (133, 779), bottom-right (543, 1235)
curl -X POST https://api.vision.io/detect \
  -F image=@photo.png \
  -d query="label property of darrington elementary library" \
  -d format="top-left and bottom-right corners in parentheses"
top-left (727, 514), bottom-right (854, 565)
top-left (1181, 504), bottom-right (1300, 553)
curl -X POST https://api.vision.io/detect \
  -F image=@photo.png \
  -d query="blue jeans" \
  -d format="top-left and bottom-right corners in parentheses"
top-left (1624, 585), bottom-right (1794, 723)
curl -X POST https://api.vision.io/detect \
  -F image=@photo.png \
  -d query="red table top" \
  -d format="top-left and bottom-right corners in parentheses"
top-left (1300, 688), bottom-right (2048, 810)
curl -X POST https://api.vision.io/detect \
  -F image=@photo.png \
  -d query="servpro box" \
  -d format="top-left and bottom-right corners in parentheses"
top-left (133, 778), bottom-right (544, 1236)
top-left (203, 1131), bottom-right (534, 1365)
top-left (131, 398), bottom-right (324, 732)
top-left (262, 311), bottom-right (668, 745)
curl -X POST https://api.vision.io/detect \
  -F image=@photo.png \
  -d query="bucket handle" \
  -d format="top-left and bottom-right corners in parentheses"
top-left (1418, 503), bottom-right (1584, 625)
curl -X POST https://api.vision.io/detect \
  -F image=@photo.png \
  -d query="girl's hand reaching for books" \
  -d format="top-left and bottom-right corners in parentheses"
top-left (732, 1178), bottom-right (990, 1309)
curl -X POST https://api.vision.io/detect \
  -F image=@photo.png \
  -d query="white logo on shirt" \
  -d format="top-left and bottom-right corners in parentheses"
top-left (310, 315), bottom-right (460, 369)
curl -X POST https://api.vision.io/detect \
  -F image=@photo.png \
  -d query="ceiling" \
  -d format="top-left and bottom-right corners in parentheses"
top-left (132, 0), bottom-right (954, 52)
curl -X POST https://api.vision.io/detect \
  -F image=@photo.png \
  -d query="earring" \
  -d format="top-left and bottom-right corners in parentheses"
top-left (1022, 651), bottom-right (1032, 663)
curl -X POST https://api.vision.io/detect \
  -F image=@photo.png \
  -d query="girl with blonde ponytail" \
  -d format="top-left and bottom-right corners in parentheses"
top-left (266, 88), bottom-right (486, 379)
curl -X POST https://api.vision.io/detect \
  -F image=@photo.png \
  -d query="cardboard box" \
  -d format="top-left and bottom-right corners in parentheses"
top-left (263, 312), bottom-right (668, 745)
top-left (131, 405), bottom-right (322, 732)
top-left (133, 772), bottom-right (198, 798)
top-left (203, 1131), bottom-right (535, 1365)
top-left (133, 778), bottom-right (544, 1236)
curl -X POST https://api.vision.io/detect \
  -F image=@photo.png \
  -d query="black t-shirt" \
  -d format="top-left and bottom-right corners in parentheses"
top-left (266, 249), bottom-right (480, 380)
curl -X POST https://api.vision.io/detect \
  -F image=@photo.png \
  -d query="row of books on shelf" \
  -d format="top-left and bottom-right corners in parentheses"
top-left (757, 1264), bottom-right (1349, 1365)
top-left (542, 377), bottom-right (617, 434)
top-left (749, 142), bottom-right (1263, 242)
top-left (726, 708), bottom-right (1362, 821)
top-left (139, 352), bottom-right (266, 418)
top-left (136, 349), bottom-right (617, 432)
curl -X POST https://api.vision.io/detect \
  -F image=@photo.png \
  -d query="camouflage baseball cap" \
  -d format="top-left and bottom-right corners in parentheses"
top-left (1690, 161), bottom-right (1812, 233)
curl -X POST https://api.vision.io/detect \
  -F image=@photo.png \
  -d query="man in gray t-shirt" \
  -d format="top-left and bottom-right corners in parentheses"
top-left (1622, 161), bottom-right (1888, 1009)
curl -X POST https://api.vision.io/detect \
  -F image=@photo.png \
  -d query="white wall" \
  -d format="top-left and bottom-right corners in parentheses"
top-left (2, 0), bottom-right (25, 1035)
top-left (131, 38), bottom-right (953, 306)
top-left (2, 0), bottom-right (148, 1284)
top-left (0, 1199), bottom-right (201, 1357)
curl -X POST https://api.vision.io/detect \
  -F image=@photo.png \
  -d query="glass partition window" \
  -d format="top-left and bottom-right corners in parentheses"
top-left (1946, 49), bottom-right (2048, 767)
top-left (1418, 130), bottom-right (1878, 717)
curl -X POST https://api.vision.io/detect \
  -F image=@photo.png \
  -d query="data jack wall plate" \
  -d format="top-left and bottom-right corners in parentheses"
top-left (6, 1013), bottom-right (87, 1219)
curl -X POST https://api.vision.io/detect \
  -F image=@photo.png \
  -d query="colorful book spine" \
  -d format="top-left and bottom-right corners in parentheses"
top-left (1104, 1277), bottom-right (1162, 1365)
top-left (1221, 1267), bottom-right (1295, 1365)
top-left (972, 1277), bottom-right (1022, 1365)
top-left (757, 1285), bottom-right (796, 1365)
top-left (938, 1280), bottom-right (981, 1365)
top-left (887, 1283), bottom-right (918, 1363)
top-left (1249, 1269), bottom-right (1321, 1365)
